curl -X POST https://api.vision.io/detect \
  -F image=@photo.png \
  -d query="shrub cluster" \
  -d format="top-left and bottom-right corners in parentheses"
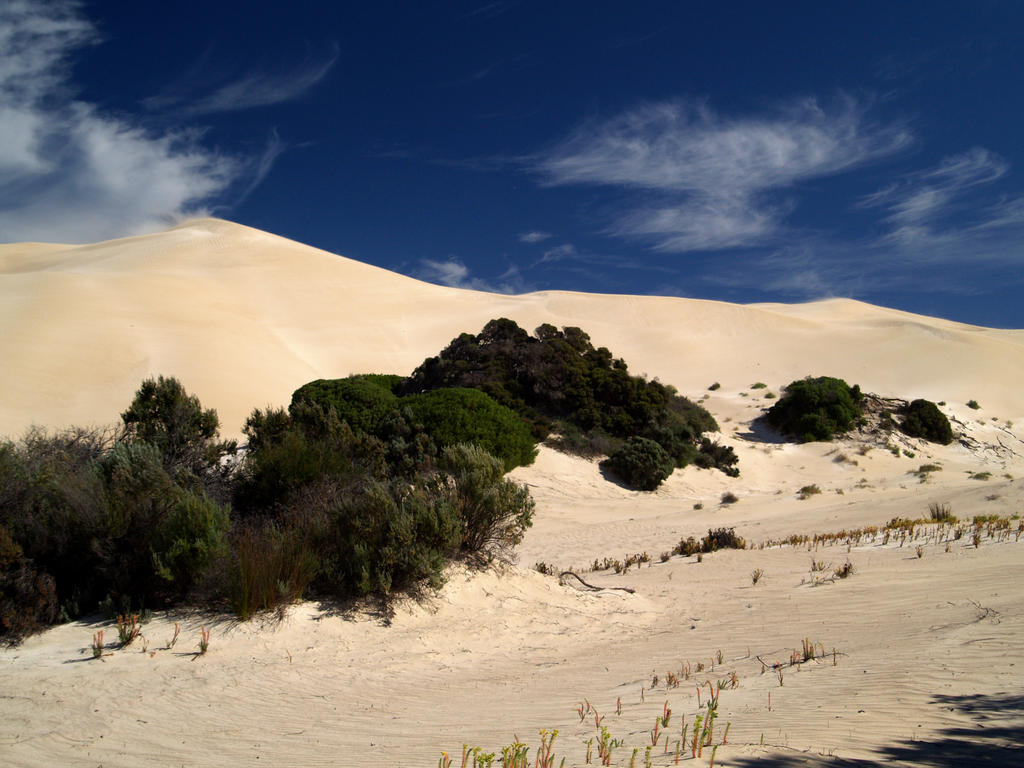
top-left (673, 528), bottom-right (747, 557)
top-left (1, 375), bottom-right (535, 641)
top-left (765, 376), bottom-right (864, 442)
top-left (403, 319), bottom-right (736, 488)
top-left (899, 399), bottom-right (954, 445)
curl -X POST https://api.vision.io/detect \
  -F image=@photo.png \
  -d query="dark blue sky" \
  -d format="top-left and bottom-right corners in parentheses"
top-left (3, 1), bottom-right (1024, 327)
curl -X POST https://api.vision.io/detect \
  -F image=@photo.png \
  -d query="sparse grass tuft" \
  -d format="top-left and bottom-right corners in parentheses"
top-left (751, 568), bottom-right (764, 585)
top-left (720, 492), bottom-right (738, 505)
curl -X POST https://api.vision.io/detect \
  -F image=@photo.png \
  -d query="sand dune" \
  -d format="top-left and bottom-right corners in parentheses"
top-left (2, 218), bottom-right (1021, 438)
top-left (2, 218), bottom-right (1023, 767)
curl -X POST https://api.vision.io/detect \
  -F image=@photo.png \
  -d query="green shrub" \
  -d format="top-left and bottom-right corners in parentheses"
top-left (899, 399), bottom-right (953, 444)
top-left (291, 376), bottom-right (400, 436)
top-left (672, 527), bottom-right (746, 556)
top-left (439, 444), bottom-right (535, 559)
top-left (315, 478), bottom-right (461, 597)
top-left (403, 319), bottom-right (725, 478)
top-left (152, 491), bottom-right (230, 595)
top-left (708, 382), bottom-right (721, 391)
top-left (120, 376), bottom-right (236, 493)
top-left (765, 376), bottom-right (864, 442)
top-left (0, 526), bottom-right (57, 643)
top-left (967, 399), bottom-right (981, 410)
top-left (404, 388), bottom-right (537, 471)
top-left (601, 437), bottom-right (675, 491)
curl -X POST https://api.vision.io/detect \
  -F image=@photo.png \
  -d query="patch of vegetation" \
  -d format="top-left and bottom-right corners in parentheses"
top-left (602, 437), bottom-right (675, 491)
top-left (708, 382), bottom-right (721, 391)
top-left (1, 375), bottom-right (536, 642)
top-left (720, 491), bottom-right (739, 505)
top-left (751, 382), bottom-right (767, 389)
top-left (967, 399), bottom-right (981, 410)
top-left (797, 484), bottom-right (822, 500)
top-left (928, 502), bottom-right (957, 523)
top-left (764, 376), bottom-right (864, 442)
top-left (402, 319), bottom-right (736, 487)
top-left (899, 399), bottom-right (953, 444)
top-left (672, 527), bottom-right (746, 557)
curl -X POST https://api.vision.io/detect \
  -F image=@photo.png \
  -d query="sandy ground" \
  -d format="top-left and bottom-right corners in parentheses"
top-left (2, 219), bottom-right (1024, 766)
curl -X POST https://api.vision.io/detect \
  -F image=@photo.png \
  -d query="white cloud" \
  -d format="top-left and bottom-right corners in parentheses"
top-left (144, 46), bottom-right (338, 116)
top-left (518, 230), bottom-right (551, 243)
top-left (539, 243), bottom-right (576, 263)
top-left (0, 1), bottom-right (276, 243)
top-left (416, 257), bottom-right (526, 293)
top-left (536, 96), bottom-right (912, 251)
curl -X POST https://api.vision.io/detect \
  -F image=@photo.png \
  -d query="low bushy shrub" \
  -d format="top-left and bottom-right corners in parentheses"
top-left (765, 376), bottom-right (863, 442)
top-left (439, 443), bottom-right (535, 559)
top-left (900, 399), bottom-right (953, 444)
top-left (0, 526), bottom-right (57, 643)
top-left (601, 436), bottom-right (675, 491)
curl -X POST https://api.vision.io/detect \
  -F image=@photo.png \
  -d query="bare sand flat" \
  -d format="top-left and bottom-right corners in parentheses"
top-left (2, 219), bottom-right (1023, 766)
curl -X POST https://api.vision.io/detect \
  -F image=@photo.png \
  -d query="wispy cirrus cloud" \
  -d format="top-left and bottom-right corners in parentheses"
top-left (518, 230), bottom-right (551, 243)
top-left (0, 1), bottom-right (294, 243)
top-left (416, 257), bottom-right (527, 293)
top-left (535, 96), bottom-right (913, 252)
top-left (143, 44), bottom-right (338, 116)
top-left (860, 147), bottom-right (1015, 249)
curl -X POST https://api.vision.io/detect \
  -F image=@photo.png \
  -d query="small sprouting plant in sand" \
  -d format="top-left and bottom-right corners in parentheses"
top-left (116, 613), bottom-right (141, 647)
top-left (165, 621), bottom-right (180, 650)
top-left (438, 752), bottom-right (452, 768)
top-left (693, 502), bottom-right (703, 510)
top-left (797, 484), bottom-right (821, 500)
top-left (534, 561), bottom-right (558, 575)
top-left (535, 730), bottom-right (558, 768)
top-left (195, 626), bottom-right (210, 658)
top-left (751, 568), bottom-right (764, 585)
top-left (915, 544), bottom-right (924, 558)
top-left (810, 559), bottom-right (832, 572)
top-left (720, 491), bottom-right (738, 505)
top-left (834, 561), bottom-right (855, 579)
top-left (971, 471), bottom-right (992, 481)
top-left (91, 630), bottom-right (106, 660)
top-left (973, 532), bottom-right (982, 548)
top-left (596, 725), bottom-right (621, 765)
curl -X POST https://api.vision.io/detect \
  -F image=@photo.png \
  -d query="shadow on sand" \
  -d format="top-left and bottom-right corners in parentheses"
top-left (729, 691), bottom-right (1024, 767)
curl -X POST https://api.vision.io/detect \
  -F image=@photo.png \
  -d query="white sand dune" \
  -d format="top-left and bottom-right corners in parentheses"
top-left (2, 218), bottom-right (1023, 767)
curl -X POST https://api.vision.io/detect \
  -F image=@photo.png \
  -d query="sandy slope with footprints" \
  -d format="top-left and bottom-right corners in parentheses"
top-left (2, 218), bottom-right (1024, 766)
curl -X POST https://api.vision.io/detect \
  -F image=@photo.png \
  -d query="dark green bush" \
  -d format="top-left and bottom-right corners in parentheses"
top-left (0, 526), bottom-right (57, 643)
top-left (230, 522), bottom-right (318, 620)
top-left (152, 491), bottom-right (230, 594)
top-left (765, 376), bottom-right (864, 442)
top-left (404, 388), bottom-right (537, 471)
top-left (121, 376), bottom-right (236, 494)
top-left (403, 319), bottom-right (727, 485)
top-left (602, 436), bottom-right (675, 491)
top-left (899, 399), bottom-right (953, 445)
top-left (291, 375), bottom-right (400, 436)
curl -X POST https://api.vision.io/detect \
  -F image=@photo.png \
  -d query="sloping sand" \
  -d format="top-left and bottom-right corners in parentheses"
top-left (2, 219), bottom-right (1023, 767)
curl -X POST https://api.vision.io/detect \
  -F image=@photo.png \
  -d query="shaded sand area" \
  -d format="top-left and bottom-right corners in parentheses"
top-left (2, 219), bottom-right (1024, 766)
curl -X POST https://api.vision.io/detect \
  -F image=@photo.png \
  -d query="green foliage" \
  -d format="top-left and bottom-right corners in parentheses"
top-left (403, 319), bottom-right (731, 486)
top-left (0, 525), bottom-right (57, 643)
top-left (404, 388), bottom-right (537, 471)
top-left (765, 376), bottom-right (864, 442)
top-left (291, 376), bottom-right (400, 435)
top-left (152, 492), bottom-right (230, 594)
top-left (120, 376), bottom-right (236, 491)
top-left (967, 399), bottom-right (981, 410)
top-left (899, 399), bottom-right (953, 444)
top-left (602, 437), bottom-right (675, 491)
top-left (439, 444), bottom-right (535, 558)
top-left (314, 478), bottom-right (461, 596)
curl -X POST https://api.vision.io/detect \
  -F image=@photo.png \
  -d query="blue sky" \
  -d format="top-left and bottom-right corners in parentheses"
top-left (3, 1), bottom-right (1024, 327)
